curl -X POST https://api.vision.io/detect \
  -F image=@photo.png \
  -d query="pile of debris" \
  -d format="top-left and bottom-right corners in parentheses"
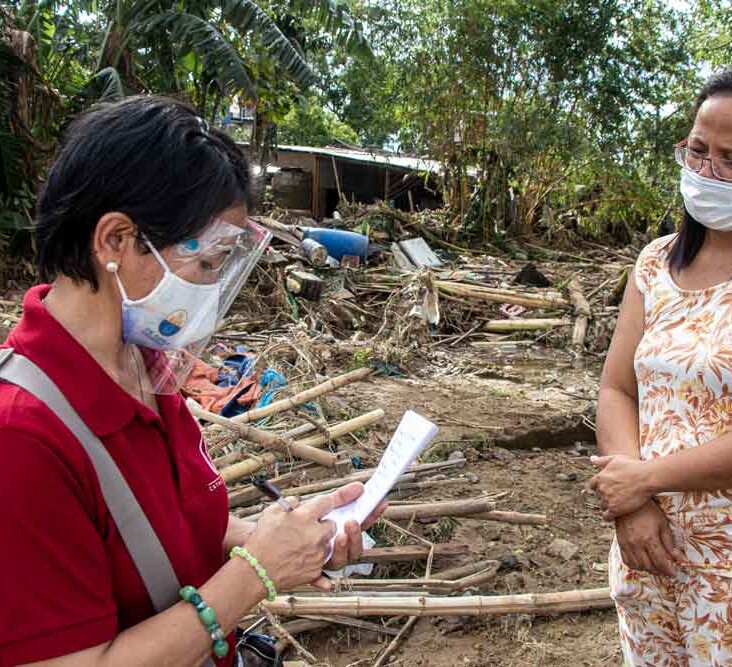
top-left (217, 204), bottom-right (632, 371)
top-left (187, 359), bottom-right (612, 665)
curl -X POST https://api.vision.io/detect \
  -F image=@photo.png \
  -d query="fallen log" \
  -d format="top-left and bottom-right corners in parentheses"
top-left (266, 587), bottom-right (614, 617)
top-left (219, 409), bottom-right (385, 482)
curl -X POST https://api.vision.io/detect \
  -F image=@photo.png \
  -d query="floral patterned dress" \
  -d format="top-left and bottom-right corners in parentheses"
top-left (610, 235), bottom-right (732, 666)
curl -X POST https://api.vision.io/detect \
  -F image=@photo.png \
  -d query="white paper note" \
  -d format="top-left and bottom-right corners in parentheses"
top-left (323, 410), bottom-right (439, 561)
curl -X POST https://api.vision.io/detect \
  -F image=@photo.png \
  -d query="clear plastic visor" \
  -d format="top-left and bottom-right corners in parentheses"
top-left (139, 217), bottom-right (271, 395)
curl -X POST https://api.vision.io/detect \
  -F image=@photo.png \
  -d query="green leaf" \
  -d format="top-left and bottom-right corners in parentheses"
top-left (134, 11), bottom-right (256, 96)
top-left (221, 0), bottom-right (318, 89)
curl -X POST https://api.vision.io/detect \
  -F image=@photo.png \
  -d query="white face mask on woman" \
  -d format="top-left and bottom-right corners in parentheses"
top-left (680, 168), bottom-right (732, 231)
top-left (115, 240), bottom-right (220, 351)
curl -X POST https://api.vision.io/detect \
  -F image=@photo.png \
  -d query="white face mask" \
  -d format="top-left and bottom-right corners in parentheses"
top-left (115, 241), bottom-right (220, 350)
top-left (680, 168), bottom-right (732, 231)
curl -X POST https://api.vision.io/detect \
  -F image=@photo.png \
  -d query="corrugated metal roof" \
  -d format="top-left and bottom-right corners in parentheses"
top-left (276, 144), bottom-right (443, 174)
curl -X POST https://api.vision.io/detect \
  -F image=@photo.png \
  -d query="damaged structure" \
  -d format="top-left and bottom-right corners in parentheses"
top-left (266, 145), bottom-right (444, 219)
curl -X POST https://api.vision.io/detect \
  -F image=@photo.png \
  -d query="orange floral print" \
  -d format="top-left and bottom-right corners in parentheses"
top-left (611, 235), bottom-right (732, 666)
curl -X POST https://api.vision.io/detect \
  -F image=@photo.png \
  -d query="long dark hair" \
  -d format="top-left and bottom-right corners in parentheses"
top-left (669, 71), bottom-right (732, 273)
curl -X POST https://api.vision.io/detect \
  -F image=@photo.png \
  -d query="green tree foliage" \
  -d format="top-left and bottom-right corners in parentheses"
top-left (0, 0), bottom-right (367, 250)
top-left (303, 0), bottom-right (704, 241)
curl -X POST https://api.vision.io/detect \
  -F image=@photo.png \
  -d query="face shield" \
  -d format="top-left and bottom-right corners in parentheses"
top-left (117, 217), bottom-right (271, 394)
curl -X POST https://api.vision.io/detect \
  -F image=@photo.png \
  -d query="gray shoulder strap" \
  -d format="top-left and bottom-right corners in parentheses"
top-left (0, 347), bottom-right (181, 612)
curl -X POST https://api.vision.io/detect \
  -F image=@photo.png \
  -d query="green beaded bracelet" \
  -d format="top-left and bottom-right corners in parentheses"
top-left (179, 585), bottom-right (229, 658)
top-left (229, 546), bottom-right (277, 602)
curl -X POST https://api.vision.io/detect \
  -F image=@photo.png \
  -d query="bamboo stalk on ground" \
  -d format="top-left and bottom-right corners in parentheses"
top-left (228, 459), bottom-right (467, 507)
top-left (219, 409), bottom-right (385, 482)
top-left (213, 422), bottom-right (323, 467)
top-left (469, 510), bottom-right (549, 525)
top-left (260, 606), bottom-right (316, 665)
top-left (307, 565), bottom-right (499, 594)
top-left (433, 559), bottom-right (498, 580)
top-left (568, 278), bottom-right (591, 348)
top-left (381, 500), bottom-right (547, 524)
top-left (435, 281), bottom-right (571, 309)
top-left (481, 318), bottom-right (571, 333)
top-left (373, 616), bottom-right (418, 667)
top-left (229, 367), bottom-right (373, 425)
top-left (358, 543), bottom-right (470, 563)
top-left (296, 615), bottom-right (400, 636)
top-left (189, 403), bottom-right (337, 470)
top-left (265, 587), bottom-right (613, 617)
top-left (286, 409), bottom-right (385, 449)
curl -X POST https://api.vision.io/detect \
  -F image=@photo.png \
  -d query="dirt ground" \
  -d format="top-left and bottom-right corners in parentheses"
top-left (291, 346), bottom-right (623, 667)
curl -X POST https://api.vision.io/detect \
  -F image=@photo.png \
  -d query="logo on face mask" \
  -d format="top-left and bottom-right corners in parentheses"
top-left (158, 309), bottom-right (188, 337)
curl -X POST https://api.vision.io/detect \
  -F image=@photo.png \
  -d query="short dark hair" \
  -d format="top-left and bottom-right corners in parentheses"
top-left (35, 95), bottom-right (253, 289)
top-left (669, 71), bottom-right (732, 272)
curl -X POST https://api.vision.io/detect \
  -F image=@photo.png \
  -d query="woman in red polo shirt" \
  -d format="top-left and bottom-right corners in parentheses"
top-left (0, 96), bottom-right (379, 667)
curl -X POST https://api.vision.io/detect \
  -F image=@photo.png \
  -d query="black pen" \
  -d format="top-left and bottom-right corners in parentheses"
top-left (251, 475), bottom-right (294, 512)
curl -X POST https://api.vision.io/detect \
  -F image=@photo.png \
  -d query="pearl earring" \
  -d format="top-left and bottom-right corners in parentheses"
top-left (106, 261), bottom-right (119, 273)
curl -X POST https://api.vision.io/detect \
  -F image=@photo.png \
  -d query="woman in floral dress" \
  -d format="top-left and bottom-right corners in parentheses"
top-left (590, 70), bottom-right (732, 666)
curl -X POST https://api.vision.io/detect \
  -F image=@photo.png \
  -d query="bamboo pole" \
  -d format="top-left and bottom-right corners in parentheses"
top-left (568, 277), bottom-right (591, 349)
top-left (469, 510), bottom-right (549, 525)
top-left (289, 409), bottom-right (385, 449)
top-left (308, 565), bottom-right (500, 594)
top-left (265, 587), bottom-right (613, 617)
top-left (189, 403), bottom-right (337, 469)
top-left (358, 543), bottom-right (470, 564)
top-left (374, 616), bottom-right (418, 667)
top-left (380, 501), bottom-right (548, 524)
top-left (230, 367), bottom-right (372, 425)
top-left (382, 498), bottom-right (495, 520)
top-left (435, 280), bottom-right (571, 309)
top-left (481, 318), bottom-right (571, 333)
top-left (219, 409), bottom-right (385, 482)
top-left (228, 459), bottom-right (467, 507)
top-left (296, 615), bottom-right (400, 637)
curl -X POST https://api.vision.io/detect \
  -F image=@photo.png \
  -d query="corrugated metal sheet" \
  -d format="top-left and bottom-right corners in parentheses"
top-left (276, 144), bottom-right (443, 174)
top-left (399, 237), bottom-right (442, 268)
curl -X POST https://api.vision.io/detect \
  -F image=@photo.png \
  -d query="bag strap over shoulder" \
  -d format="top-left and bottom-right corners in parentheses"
top-left (0, 348), bottom-right (181, 611)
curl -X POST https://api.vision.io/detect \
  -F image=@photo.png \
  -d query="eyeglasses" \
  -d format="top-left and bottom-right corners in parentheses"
top-left (675, 145), bottom-right (732, 182)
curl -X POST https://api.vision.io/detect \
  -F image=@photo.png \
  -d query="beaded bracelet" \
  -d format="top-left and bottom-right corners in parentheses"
top-left (229, 545), bottom-right (277, 602)
top-left (179, 585), bottom-right (229, 658)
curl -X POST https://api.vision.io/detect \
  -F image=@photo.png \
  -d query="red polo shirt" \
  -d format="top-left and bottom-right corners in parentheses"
top-left (0, 285), bottom-right (233, 666)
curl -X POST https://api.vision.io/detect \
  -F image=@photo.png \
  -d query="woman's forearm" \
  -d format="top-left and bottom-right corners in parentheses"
top-left (28, 558), bottom-right (265, 667)
top-left (646, 431), bottom-right (732, 495)
top-left (596, 386), bottom-right (641, 458)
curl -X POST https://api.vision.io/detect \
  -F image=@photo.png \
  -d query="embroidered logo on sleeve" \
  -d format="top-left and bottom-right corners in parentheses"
top-left (198, 436), bottom-right (224, 492)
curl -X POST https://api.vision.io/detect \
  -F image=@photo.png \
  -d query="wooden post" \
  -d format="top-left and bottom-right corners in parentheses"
top-left (311, 155), bottom-right (320, 219)
top-left (331, 155), bottom-right (344, 205)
